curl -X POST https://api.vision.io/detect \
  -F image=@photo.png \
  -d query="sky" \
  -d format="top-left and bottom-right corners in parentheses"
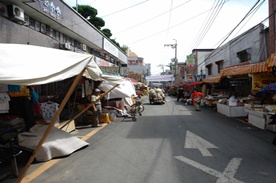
top-left (64, 0), bottom-right (269, 75)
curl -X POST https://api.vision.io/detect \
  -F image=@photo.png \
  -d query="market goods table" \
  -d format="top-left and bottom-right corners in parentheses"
top-left (3, 96), bottom-right (276, 183)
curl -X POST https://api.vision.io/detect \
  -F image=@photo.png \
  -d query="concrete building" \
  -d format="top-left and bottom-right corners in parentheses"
top-left (269, 0), bottom-right (276, 55)
top-left (0, 0), bottom-right (128, 96)
top-left (205, 23), bottom-right (268, 77)
top-left (0, 0), bottom-right (127, 67)
top-left (127, 50), bottom-right (146, 82)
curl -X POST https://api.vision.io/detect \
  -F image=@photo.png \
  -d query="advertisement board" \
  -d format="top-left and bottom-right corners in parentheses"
top-left (186, 55), bottom-right (195, 68)
top-left (252, 73), bottom-right (276, 90)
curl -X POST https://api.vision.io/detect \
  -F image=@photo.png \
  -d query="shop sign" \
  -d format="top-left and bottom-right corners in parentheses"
top-left (186, 55), bottom-right (195, 69)
top-left (128, 58), bottom-right (143, 65)
top-left (103, 38), bottom-right (118, 57)
top-left (252, 73), bottom-right (276, 90)
top-left (100, 66), bottom-right (119, 74)
top-left (37, 0), bottom-right (61, 20)
top-left (180, 67), bottom-right (185, 75)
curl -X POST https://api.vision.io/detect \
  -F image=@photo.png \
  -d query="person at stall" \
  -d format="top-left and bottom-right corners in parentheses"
top-left (177, 87), bottom-right (184, 102)
top-left (91, 88), bottom-right (104, 128)
top-left (191, 88), bottom-right (204, 111)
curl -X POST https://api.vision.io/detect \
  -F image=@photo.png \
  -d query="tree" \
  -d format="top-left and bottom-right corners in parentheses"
top-left (74, 5), bottom-right (105, 30)
top-left (74, 5), bottom-right (128, 54)
top-left (101, 28), bottom-right (112, 38)
top-left (121, 45), bottom-right (129, 54)
top-left (74, 5), bottom-right (97, 19)
top-left (111, 39), bottom-right (120, 48)
top-left (89, 17), bottom-right (105, 30)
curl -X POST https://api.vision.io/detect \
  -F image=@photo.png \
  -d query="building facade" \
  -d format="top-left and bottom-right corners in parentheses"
top-left (205, 23), bottom-right (268, 77)
top-left (127, 50), bottom-right (146, 82)
top-left (0, 0), bottom-right (127, 66)
top-left (0, 0), bottom-right (129, 97)
top-left (269, 0), bottom-right (276, 55)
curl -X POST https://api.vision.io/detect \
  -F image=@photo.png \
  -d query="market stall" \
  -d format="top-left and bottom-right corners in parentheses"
top-left (243, 81), bottom-right (276, 132)
top-left (0, 44), bottom-right (123, 182)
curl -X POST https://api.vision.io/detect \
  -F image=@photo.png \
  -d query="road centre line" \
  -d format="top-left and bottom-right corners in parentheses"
top-left (175, 156), bottom-right (244, 183)
top-left (21, 123), bottom-right (108, 183)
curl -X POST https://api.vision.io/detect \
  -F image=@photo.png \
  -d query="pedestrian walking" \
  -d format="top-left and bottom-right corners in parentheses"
top-left (91, 88), bottom-right (103, 127)
top-left (177, 87), bottom-right (184, 102)
top-left (191, 88), bottom-right (204, 111)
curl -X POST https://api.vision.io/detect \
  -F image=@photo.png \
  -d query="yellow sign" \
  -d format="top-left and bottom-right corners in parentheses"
top-left (252, 73), bottom-right (276, 90)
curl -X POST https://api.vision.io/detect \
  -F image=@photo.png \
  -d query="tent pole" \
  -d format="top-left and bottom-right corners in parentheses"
top-left (60, 84), bottom-right (119, 130)
top-left (16, 70), bottom-right (85, 183)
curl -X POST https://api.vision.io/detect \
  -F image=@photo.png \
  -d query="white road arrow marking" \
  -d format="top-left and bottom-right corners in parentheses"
top-left (184, 131), bottom-right (218, 156)
top-left (175, 156), bottom-right (244, 183)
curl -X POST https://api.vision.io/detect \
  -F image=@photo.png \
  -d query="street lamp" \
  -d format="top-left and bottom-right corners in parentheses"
top-left (164, 39), bottom-right (177, 83)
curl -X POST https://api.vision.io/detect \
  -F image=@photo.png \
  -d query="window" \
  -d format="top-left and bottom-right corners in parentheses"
top-left (206, 64), bottom-right (212, 75)
top-left (215, 60), bottom-right (223, 73)
top-left (29, 18), bottom-right (35, 29)
top-left (237, 48), bottom-right (251, 62)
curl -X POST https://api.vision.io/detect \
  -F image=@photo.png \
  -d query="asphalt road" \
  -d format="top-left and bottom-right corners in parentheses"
top-left (7, 96), bottom-right (276, 182)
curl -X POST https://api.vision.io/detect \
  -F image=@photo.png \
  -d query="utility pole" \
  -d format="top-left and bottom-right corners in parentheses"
top-left (164, 39), bottom-right (177, 84)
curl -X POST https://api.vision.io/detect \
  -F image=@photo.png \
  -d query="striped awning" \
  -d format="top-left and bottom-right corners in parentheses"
top-left (221, 64), bottom-right (252, 77)
top-left (267, 53), bottom-right (276, 67)
top-left (202, 76), bottom-right (221, 83)
top-left (250, 62), bottom-right (270, 73)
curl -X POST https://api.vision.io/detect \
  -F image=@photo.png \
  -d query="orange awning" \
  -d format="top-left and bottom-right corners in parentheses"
top-left (250, 62), bottom-right (270, 73)
top-left (267, 53), bottom-right (276, 67)
top-left (202, 76), bottom-right (221, 83)
top-left (221, 64), bottom-right (252, 77)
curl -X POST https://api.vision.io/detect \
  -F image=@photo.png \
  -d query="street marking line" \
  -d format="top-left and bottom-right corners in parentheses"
top-left (216, 158), bottom-right (242, 183)
top-left (21, 159), bottom-right (60, 183)
top-left (175, 156), bottom-right (244, 183)
top-left (184, 131), bottom-right (218, 156)
top-left (21, 123), bottom-right (108, 183)
top-left (81, 123), bottom-right (108, 141)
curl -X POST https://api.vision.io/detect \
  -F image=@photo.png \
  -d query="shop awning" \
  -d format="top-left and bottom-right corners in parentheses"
top-left (267, 53), bottom-right (276, 67)
top-left (202, 76), bottom-right (221, 83)
top-left (188, 82), bottom-right (202, 87)
top-left (221, 64), bottom-right (252, 76)
top-left (250, 62), bottom-right (270, 73)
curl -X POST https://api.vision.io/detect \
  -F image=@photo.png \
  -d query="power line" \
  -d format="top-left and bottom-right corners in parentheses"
top-left (192, 0), bottom-right (225, 49)
top-left (189, 0), bottom-right (218, 50)
top-left (127, 0), bottom-right (229, 45)
top-left (232, 1), bottom-right (265, 38)
top-left (100, 0), bottom-right (149, 18)
top-left (213, 0), bottom-right (262, 51)
top-left (165, 0), bottom-right (174, 40)
top-left (196, 0), bottom-right (267, 69)
top-left (113, 0), bottom-right (192, 36)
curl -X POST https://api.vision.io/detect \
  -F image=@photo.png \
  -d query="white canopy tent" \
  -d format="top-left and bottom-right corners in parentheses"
top-left (0, 44), bottom-right (123, 182)
top-left (98, 80), bottom-right (136, 99)
top-left (0, 44), bottom-right (124, 85)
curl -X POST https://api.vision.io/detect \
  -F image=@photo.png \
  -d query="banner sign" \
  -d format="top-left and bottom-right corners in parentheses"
top-left (146, 75), bottom-right (175, 82)
top-left (186, 55), bottom-right (195, 68)
top-left (252, 73), bottom-right (276, 90)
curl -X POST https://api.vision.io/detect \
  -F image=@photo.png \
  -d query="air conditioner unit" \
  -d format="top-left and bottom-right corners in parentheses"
top-left (64, 43), bottom-right (71, 50)
top-left (82, 44), bottom-right (87, 51)
top-left (7, 4), bottom-right (25, 23)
